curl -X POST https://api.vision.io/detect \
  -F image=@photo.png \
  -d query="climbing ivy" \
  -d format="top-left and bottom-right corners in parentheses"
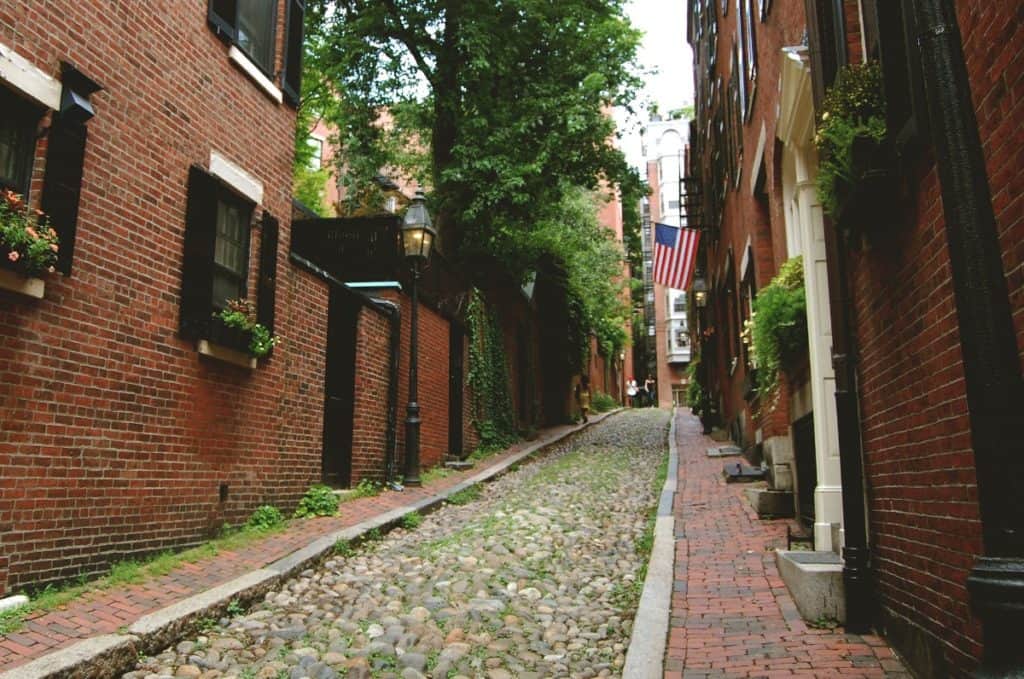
top-left (466, 289), bottom-right (517, 448)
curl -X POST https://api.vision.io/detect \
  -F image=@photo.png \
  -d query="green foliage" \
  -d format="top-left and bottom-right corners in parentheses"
top-left (333, 539), bottom-right (355, 557)
top-left (749, 257), bottom-right (808, 411)
top-left (401, 511), bottom-right (424, 529)
top-left (247, 505), bottom-right (284, 530)
top-left (815, 62), bottom-right (887, 216)
top-left (302, 0), bottom-right (643, 274)
top-left (344, 478), bottom-right (382, 501)
top-left (447, 486), bottom-right (481, 506)
top-left (591, 391), bottom-right (618, 413)
top-left (466, 289), bottom-right (517, 448)
top-left (685, 356), bottom-right (709, 415)
top-left (217, 298), bottom-right (280, 357)
top-left (293, 163), bottom-right (331, 216)
top-left (226, 598), bottom-right (244, 616)
top-left (0, 189), bottom-right (59, 276)
top-left (293, 484), bottom-right (340, 518)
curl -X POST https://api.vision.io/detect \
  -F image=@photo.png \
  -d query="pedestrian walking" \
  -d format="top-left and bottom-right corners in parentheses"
top-left (626, 378), bottom-right (638, 407)
top-left (576, 375), bottom-right (592, 422)
top-left (644, 375), bottom-right (656, 407)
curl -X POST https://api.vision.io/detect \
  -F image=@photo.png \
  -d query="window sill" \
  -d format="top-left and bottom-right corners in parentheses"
top-left (197, 339), bottom-right (257, 370)
top-left (0, 267), bottom-right (45, 299)
top-left (227, 46), bottom-right (283, 104)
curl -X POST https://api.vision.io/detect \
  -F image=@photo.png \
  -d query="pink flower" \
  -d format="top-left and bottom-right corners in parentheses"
top-left (26, 227), bottom-right (39, 239)
top-left (49, 243), bottom-right (59, 252)
top-left (8, 251), bottom-right (19, 262)
top-left (47, 228), bottom-right (57, 238)
top-left (48, 266), bottom-right (55, 273)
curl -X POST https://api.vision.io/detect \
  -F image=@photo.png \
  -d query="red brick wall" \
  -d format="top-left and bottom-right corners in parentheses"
top-left (384, 290), bottom-right (451, 473)
top-left (844, 1), bottom-right (1023, 674)
top-left (0, 1), bottom-right (321, 594)
top-left (350, 306), bottom-right (391, 484)
top-left (699, 0), bottom-right (807, 443)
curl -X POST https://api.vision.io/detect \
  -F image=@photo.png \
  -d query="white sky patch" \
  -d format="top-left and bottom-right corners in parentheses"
top-left (614, 0), bottom-right (695, 172)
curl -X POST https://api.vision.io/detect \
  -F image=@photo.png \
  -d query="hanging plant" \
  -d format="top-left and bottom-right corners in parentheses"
top-left (748, 256), bottom-right (807, 412)
top-left (814, 62), bottom-right (888, 220)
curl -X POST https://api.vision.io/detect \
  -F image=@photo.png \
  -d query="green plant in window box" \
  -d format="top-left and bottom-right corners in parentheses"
top-left (215, 298), bottom-right (279, 358)
top-left (814, 62), bottom-right (893, 225)
top-left (748, 256), bottom-right (807, 414)
top-left (0, 189), bottom-right (59, 277)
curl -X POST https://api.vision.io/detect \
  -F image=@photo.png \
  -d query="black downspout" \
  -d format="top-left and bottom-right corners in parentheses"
top-left (909, 1), bottom-right (1024, 675)
top-left (805, 0), bottom-right (874, 634)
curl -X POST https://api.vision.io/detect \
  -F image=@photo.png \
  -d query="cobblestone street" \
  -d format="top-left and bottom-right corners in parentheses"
top-left (125, 410), bottom-right (670, 679)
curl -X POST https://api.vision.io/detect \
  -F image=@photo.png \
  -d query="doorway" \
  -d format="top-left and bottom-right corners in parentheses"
top-left (322, 288), bottom-right (359, 487)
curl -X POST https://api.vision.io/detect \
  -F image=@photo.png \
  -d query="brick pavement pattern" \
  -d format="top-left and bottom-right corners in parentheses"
top-left (665, 411), bottom-right (911, 678)
top-left (0, 421), bottom-right (590, 673)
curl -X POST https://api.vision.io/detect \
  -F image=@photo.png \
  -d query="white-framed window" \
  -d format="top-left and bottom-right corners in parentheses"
top-left (307, 137), bottom-right (323, 170)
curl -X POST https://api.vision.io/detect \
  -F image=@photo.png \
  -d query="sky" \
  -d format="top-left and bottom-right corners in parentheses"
top-left (616, 0), bottom-right (695, 172)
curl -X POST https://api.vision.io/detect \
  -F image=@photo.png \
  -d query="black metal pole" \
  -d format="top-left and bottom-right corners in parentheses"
top-left (404, 260), bottom-right (422, 487)
top-left (909, 1), bottom-right (1024, 675)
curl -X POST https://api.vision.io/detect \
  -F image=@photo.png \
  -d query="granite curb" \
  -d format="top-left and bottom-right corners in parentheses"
top-left (0, 409), bottom-right (622, 679)
top-left (623, 407), bottom-right (678, 678)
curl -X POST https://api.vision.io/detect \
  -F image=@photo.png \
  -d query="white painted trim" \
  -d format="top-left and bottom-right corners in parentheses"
top-left (227, 46), bottom-right (283, 105)
top-left (209, 151), bottom-right (264, 205)
top-left (739, 235), bottom-right (753, 281)
top-left (749, 121), bottom-right (768, 195)
top-left (0, 42), bottom-right (61, 110)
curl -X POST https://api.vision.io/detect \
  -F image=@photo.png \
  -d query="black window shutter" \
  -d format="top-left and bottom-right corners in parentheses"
top-left (40, 114), bottom-right (88, 276)
top-left (877, 0), bottom-right (927, 148)
top-left (208, 0), bottom-right (238, 42)
top-left (257, 210), bottom-right (279, 333)
top-left (281, 0), bottom-right (306, 107)
top-left (179, 166), bottom-right (220, 340)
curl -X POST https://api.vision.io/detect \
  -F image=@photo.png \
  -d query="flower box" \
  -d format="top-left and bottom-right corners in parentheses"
top-left (833, 134), bottom-right (899, 235)
top-left (197, 338), bottom-right (257, 370)
top-left (0, 266), bottom-right (45, 299)
top-left (196, 317), bottom-right (256, 369)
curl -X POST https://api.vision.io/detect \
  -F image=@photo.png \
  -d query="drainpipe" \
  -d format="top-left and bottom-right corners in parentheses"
top-left (909, 1), bottom-right (1024, 675)
top-left (804, 0), bottom-right (874, 634)
top-left (372, 299), bottom-right (403, 489)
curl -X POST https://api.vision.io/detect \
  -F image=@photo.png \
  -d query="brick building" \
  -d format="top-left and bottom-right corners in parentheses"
top-left (688, 0), bottom-right (1024, 675)
top-left (0, 1), bottom-right (494, 598)
top-left (641, 116), bottom-right (693, 408)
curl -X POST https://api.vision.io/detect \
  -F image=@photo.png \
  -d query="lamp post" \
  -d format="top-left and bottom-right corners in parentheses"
top-left (692, 275), bottom-right (708, 308)
top-left (400, 189), bottom-right (435, 487)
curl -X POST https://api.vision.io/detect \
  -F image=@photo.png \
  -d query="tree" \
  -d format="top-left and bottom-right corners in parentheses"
top-left (302, 0), bottom-right (643, 280)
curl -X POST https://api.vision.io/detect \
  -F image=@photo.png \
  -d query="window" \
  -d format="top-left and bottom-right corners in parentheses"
top-left (307, 137), bottom-right (323, 170)
top-left (212, 193), bottom-right (252, 309)
top-left (675, 329), bottom-right (690, 349)
top-left (0, 87), bottom-right (40, 195)
top-left (237, 0), bottom-right (276, 74)
top-left (180, 165), bottom-right (266, 345)
top-left (208, 0), bottom-right (306, 106)
top-left (673, 296), bottom-right (687, 313)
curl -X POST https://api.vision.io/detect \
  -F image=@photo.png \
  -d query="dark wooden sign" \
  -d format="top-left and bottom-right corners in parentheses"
top-left (290, 215), bottom-right (402, 282)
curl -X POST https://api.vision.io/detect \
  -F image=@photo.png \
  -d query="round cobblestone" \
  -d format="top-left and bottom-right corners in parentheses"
top-left (127, 410), bottom-right (669, 678)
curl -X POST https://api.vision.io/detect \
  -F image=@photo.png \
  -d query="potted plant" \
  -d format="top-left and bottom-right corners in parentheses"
top-left (198, 298), bottom-right (278, 368)
top-left (814, 62), bottom-right (897, 233)
top-left (0, 189), bottom-right (60, 298)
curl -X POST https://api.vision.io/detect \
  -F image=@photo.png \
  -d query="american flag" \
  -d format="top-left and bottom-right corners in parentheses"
top-left (653, 223), bottom-right (701, 290)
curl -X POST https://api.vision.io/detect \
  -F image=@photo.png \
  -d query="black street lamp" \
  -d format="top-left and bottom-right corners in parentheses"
top-left (399, 189), bottom-right (435, 487)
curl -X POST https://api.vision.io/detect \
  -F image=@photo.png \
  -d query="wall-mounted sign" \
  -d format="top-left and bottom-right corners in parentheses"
top-left (291, 215), bottom-right (402, 282)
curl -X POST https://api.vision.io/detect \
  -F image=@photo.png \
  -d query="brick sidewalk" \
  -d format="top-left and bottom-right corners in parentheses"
top-left (665, 411), bottom-right (910, 679)
top-left (0, 418), bottom-right (593, 674)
